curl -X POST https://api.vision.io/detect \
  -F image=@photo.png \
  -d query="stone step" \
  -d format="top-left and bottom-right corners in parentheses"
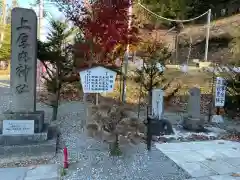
top-left (0, 126), bottom-right (58, 158)
top-left (0, 137), bottom-right (57, 158)
top-left (0, 164), bottom-right (60, 180)
top-left (0, 124), bottom-right (49, 145)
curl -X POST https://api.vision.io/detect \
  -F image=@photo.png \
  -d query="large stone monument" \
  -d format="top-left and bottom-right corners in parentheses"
top-left (183, 87), bottom-right (204, 131)
top-left (0, 8), bottom-right (57, 158)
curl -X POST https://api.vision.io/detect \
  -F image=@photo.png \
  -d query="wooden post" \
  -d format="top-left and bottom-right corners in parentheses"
top-left (96, 93), bottom-right (99, 105)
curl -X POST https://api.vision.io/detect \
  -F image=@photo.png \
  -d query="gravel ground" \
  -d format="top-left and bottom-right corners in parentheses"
top-left (0, 98), bottom-right (190, 179)
top-left (46, 102), bottom-right (190, 180)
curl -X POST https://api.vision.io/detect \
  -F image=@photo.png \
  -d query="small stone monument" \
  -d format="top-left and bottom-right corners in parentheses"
top-left (149, 89), bottom-right (174, 136)
top-left (152, 89), bottom-right (164, 119)
top-left (183, 87), bottom-right (204, 131)
top-left (0, 8), bottom-right (57, 157)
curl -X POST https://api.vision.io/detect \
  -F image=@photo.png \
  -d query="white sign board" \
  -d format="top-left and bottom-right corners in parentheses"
top-left (2, 120), bottom-right (34, 135)
top-left (79, 66), bottom-right (117, 93)
top-left (215, 77), bottom-right (226, 107)
top-left (152, 89), bottom-right (164, 119)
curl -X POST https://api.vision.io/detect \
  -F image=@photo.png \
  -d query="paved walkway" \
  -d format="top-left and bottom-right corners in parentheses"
top-left (0, 164), bottom-right (59, 180)
top-left (155, 140), bottom-right (240, 180)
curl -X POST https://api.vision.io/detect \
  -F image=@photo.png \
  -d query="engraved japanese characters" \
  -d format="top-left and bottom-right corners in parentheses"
top-left (10, 8), bottom-right (37, 112)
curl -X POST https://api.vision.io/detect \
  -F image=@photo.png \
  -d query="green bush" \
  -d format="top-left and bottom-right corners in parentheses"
top-left (225, 74), bottom-right (240, 116)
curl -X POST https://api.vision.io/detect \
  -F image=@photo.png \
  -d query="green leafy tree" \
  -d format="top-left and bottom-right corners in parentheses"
top-left (230, 27), bottom-right (240, 66)
top-left (134, 41), bottom-right (171, 105)
top-left (224, 27), bottom-right (240, 117)
top-left (87, 102), bottom-right (145, 156)
top-left (0, 24), bottom-right (10, 61)
top-left (37, 19), bottom-right (74, 121)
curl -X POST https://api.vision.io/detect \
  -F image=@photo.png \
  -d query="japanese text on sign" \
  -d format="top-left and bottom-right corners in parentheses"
top-left (15, 17), bottom-right (31, 94)
top-left (215, 77), bottom-right (226, 107)
top-left (79, 67), bottom-right (116, 93)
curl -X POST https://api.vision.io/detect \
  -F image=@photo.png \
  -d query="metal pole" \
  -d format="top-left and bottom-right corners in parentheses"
top-left (122, 52), bottom-right (128, 103)
top-left (96, 93), bottom-right (98, 105)
top-left (208, 62), bottom-right (216, 122)
top-left (137, 58), bottom-right (145, 118)
top-left (122, 0), bottom-right (132, 103)
top-left (204, 9), bottom-right (211, 61)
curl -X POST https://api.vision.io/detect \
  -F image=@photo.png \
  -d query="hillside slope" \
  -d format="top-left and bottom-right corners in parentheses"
top-left (139, 14), bottom-right (240, 64)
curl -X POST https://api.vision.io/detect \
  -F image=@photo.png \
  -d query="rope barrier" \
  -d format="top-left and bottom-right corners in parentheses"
top-left (138, 2), bottom-right (209, 22)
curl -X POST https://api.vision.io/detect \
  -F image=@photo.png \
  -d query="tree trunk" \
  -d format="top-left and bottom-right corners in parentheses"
top-left (110, 134), bottom-right (122, 156)
top-left (52, 103), bottom-right (58, 121)
top-left (52, 61), bottom-right (61, 121)
top-left (51, 88), bottom-right (60, 121)
top-left (148, 90), bottom-right (152, 108)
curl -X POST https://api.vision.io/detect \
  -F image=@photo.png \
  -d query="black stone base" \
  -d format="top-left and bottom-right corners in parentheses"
top-left (1, 111), bottom-right (44, 133)
top-left (0, 126), bottom-right (58, 157)
top-left (182, 117), bottom-right (205, 132)
top-left (145, 117), bottom-right (174, 136)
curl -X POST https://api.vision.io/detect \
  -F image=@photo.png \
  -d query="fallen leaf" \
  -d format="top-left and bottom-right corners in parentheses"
top-left (231, 173), bottom-right (240, 177)
top-left (206, 158), bottom-right (215, 161)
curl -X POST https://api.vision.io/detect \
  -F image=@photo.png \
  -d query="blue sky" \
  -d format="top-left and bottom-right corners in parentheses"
top-left (7, 0), bottom-right (64, 41)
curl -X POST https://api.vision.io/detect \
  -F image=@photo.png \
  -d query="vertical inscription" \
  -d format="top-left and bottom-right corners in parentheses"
top-left (11, 8), bottom-right (37, 112)
top-left (15, 17), bottom-right (31, 94)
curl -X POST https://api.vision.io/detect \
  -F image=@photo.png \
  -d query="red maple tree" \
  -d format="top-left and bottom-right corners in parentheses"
top-left (55, 0), bottom-right (139, 69)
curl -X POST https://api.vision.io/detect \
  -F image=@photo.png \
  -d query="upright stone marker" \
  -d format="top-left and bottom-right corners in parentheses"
top-left (187, 87), bottom-right (201, 119)
top-left (0, 8), bottom-right (58, 157)
top-left (10, 7), bottom-right (37, 112)
top-left (152, 89), bottom-right (164, 119)
top-left (183, 87), bottom-right (204, 131)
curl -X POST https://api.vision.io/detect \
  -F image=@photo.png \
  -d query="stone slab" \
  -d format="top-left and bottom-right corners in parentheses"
top-left (1, 111), bottom-right (44, 133)
top-left (0, 167), bottom-right (27, 179)
top-left (0, 124), bottom-right (48, 145)
top-left (187, 177), bottom-right (212, 180)
top-left (0, 164), bottom-right (59, 180)
top-left (156, 140), bottom-right (240, 152)
top-left (209, 174), bottom-right (238, 180)
top-left (200, 159), bottom-right (239, 175)
top-left (195, 178), bottom-right (212, 180)
top-left (25, 164), bottom-right (60, 180)
top-left (196, 149), bottom-right (228, 160)
top-left (163, 150), bottom-right (206, 163)
top-left (179, 161), bottom-right (218, 177)
top-left (185, 178), bottom-right (212, 180)
top-left (215, 148), bottom-right (240, 158)
top-left (222, 157), bottom-right (240, 167)
top-left (0, 138), bottom-right (57, 157)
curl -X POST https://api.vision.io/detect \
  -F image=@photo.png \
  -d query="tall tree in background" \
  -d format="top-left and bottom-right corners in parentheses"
top-left (0, 24), bottom-right (10, 61)
top-left (134, 41), bottom-right (171, 104)
top-left (37, 20), bottom-right (74, 121)
top-left (0, 0), bottom-right (7, 46)
top-left (137, 0), bottom-right (192, 26)
top-left (53, 0), bottom-right (139, 69)
top-left (230, 27), bottom-right (240, 66)
top-left (0, 0), bottom-right (16, 61)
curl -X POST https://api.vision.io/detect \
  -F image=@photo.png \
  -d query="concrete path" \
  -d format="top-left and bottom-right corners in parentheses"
top-left (155, 140), bottom-right (240, 180)
top-left (0, 164), bottom-right (60, 180)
